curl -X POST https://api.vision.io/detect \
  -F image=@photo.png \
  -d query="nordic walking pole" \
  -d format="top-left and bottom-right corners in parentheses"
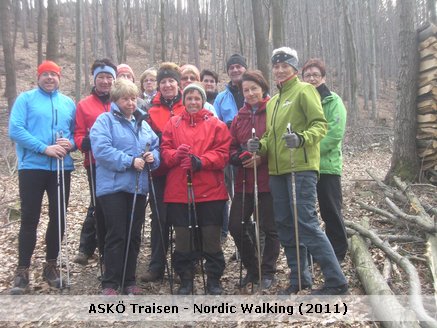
top-left (239, 167), bottom-right (246, 289)
top-left (187, 169), bottom-right (207, 294)
top-left (145, 145), bottom-right (173, 294)
top-left (57, 131), bottom-right (71, 289)
top-left (56, 138), bottom-right (63, 290)
top-left (60, 139), bottom-right (71, 288)
top-left (251, 128), bottom-right (262, 290)
top-left (121, 145), bottom-right (148, 292)
top-left (287, 123), bottom-right (302, 291)
top-left (87, 129), bottom-right (104, 280)
top-left (186, 169), bottom-right (195, 295)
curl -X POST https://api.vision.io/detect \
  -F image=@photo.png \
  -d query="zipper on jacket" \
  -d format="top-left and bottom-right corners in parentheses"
top-left (270, 92), bottom-right (282, 174)
top-left (303, 147), bottom-right (308, 163)
top-left (50, 93), bottom-right (55, 171)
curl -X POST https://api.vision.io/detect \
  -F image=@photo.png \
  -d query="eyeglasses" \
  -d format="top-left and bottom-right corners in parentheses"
top-left (303, 73), bottom-right (322, 79)
top-left (40, 72), bottom-right (59, 78)
top-left (144, 79), bottom-right (156, 83)
top-left (181, 76), bottom-right (198, 81)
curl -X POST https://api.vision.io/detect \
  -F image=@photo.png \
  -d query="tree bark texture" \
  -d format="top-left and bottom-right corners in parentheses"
top-left (0, 0), bottom-right (17, 114)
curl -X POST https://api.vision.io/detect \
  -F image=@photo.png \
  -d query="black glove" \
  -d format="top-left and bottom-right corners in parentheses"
top-left (82, 136), bottom-right (91, 152)
top-left (230, 150), bottom-right (252, 166)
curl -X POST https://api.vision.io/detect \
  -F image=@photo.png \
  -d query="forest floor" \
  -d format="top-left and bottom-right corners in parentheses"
top-left (0, 37), bottom-right (436, 328)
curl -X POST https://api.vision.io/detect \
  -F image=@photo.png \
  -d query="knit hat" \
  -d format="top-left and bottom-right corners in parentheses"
top-left (157, 62), bottom-right (181, 85)
top-left (183, 82), bottom-right (206, 106)
top-left (226, 54), bottom-right (248, 71)
top-left (117, 64), bottom-right (135, 81)
top-left (37, 60), bottom-right (61, 78)
top-left (93, 65), bottom-right (116, 82)
top-left (271, 47), bottom-right (299, 71)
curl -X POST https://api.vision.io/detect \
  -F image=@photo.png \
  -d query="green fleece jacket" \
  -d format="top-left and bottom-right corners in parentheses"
top-left (319, 90), bottom-right (347, 176)
top-left (259, 76), bottom-right (327, 175)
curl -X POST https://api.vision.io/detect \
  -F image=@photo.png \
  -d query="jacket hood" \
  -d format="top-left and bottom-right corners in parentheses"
top-left (180, 108), bottom-right (214, 125)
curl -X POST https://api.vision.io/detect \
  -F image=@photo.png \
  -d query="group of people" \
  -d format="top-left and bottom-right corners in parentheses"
top-left (8, 46), bottom-right (348, 296)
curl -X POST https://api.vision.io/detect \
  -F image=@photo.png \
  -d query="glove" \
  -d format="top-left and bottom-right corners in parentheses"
top-left (247, 137), bottom-right (260, 153)
top-left (239, 151), bottom-right (252, 162)
top-left (181, 155), bottom-right (202, 172)
top-left (282, 133), bottom-right (302, 149)
top-left (230, 150), bottom-right (251, 166)
top-left (82, 136), bottom-right (91, 152)
top-left (175, 144), bottom-right (191, 162)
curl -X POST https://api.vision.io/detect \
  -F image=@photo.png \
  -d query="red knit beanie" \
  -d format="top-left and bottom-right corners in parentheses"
top-left (37, 60), bottom-right (61, 78)
top-left (117, 64), bottom-right (135, 81)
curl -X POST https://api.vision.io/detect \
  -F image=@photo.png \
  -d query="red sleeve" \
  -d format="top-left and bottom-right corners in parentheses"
top-left (74, 101), bottom-right (87, 152)
top-left (199, 120), bottom-right (231, 170)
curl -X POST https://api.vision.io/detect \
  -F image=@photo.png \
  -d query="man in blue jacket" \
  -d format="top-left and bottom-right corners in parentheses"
top-left (9, 60), bottom-right (76, 294)
top-left (213, 54), bottom-right (247, 242)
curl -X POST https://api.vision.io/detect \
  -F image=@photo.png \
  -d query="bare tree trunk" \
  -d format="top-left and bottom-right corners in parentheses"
top-left (160, 0), bottom-right (166, 61)
top-left (102, 0), bottom-right (116, 61)
top-left (232, 0), bottom-right (244, 55)
top-left (116, 0), bottom-right (127, 63)
top-left (386, 0), bottom-right (420, 182)
top-left (37, 0), bottom-right (43, 65)
top-left (251, 0), bottom-right (269, 82)
top-left (82, 0), bottom-right (90, 93)
top-left (342, 0), bottom-right (358, 125)
top-left (46, 0), bottom-right (59, 61)
top-left (20, 0), bottom-right (29, 49)
top-left (91, 0), bottom-right (99, 58)
top-left (271, 0), bottom-right (283, 49)
top-left (367, 0), bottom-right (378, 119)
top-left (0, 0), bottom-right (17, 114)
top-left (75, 0), bottom-right (82, 102)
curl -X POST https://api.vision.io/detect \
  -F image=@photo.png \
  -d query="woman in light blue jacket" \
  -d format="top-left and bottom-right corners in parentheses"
top-left (91, 79), bottom-right (159, 295)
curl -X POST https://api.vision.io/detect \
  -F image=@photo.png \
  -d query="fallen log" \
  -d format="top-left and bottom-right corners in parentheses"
top-left (349, 233), bottom-right (419, 327)
top-left (345, 220), bottom-right (437, 327)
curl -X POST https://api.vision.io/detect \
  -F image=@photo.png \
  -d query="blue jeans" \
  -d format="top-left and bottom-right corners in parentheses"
top-left (269, 172), bottom-right (347, 288)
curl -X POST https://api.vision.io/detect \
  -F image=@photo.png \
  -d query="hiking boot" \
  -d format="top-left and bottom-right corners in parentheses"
top-left (140, 270), bottom-right (163, 282)
top-left (101, 288), bottom-right (118, 296)
top-left (311, 284), bottom-right (349, 295)
top-left (10, 267), bottom-right (29, 295)
top-left (43, 260), bottom-right (61, 288)
top-left (278, 284), bottom-right (311, 295)
top-left (73, 252), bottom-right (91, 265)
top-left (123, 285), bottom-right (143, 295)
top-left (236, 272), bottom-right (258, 288)
top-left (178, 279), bottom-right (193, 295)
top-left (260, 276), bottom-right (276, 290)
top-left (207, 278), bottom-right (223, 295)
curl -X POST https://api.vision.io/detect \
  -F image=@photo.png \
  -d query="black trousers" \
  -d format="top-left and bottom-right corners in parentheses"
top-left (229, 192), bottom-right (280, 279)
top-left (18, 169), bottom-right (71, 267)
top-left (147, 175), bottom-right (170, 275)
top-left (316, 174), bottom-right (348, 261)
top-left (168, 201), bottom-right (225, 280)
top-left (78, 164), bottom-right (106, 257)
top-left (98, 192), bottom-right (146, 290)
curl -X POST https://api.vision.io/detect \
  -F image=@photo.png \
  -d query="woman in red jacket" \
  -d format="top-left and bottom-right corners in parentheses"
top-left (161, 83), bottom-right (231, 295)
top-left (228, 70), bottom-right (280, 291)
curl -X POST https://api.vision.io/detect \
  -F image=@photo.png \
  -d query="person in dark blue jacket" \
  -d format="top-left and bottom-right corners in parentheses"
top-left (9, 60), bottom-right (76, 294)
top-left (90, 78), bottom-right (160, 295)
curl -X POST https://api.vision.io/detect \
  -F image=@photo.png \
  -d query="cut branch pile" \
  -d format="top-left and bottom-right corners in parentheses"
top-left (346, 170), bottom-right (437, 327)
top-left (417, 23), bottom-right (437, 183)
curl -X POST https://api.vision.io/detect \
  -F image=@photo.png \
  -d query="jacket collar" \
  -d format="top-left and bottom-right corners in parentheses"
top-left (239, 96), bottom-right (270, 116)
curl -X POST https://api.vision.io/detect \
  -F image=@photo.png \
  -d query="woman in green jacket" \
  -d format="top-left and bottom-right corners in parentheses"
top-left (247, 47), bottom-right (348, 295)
top-left (302, 58), bottom-right (348, 262)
